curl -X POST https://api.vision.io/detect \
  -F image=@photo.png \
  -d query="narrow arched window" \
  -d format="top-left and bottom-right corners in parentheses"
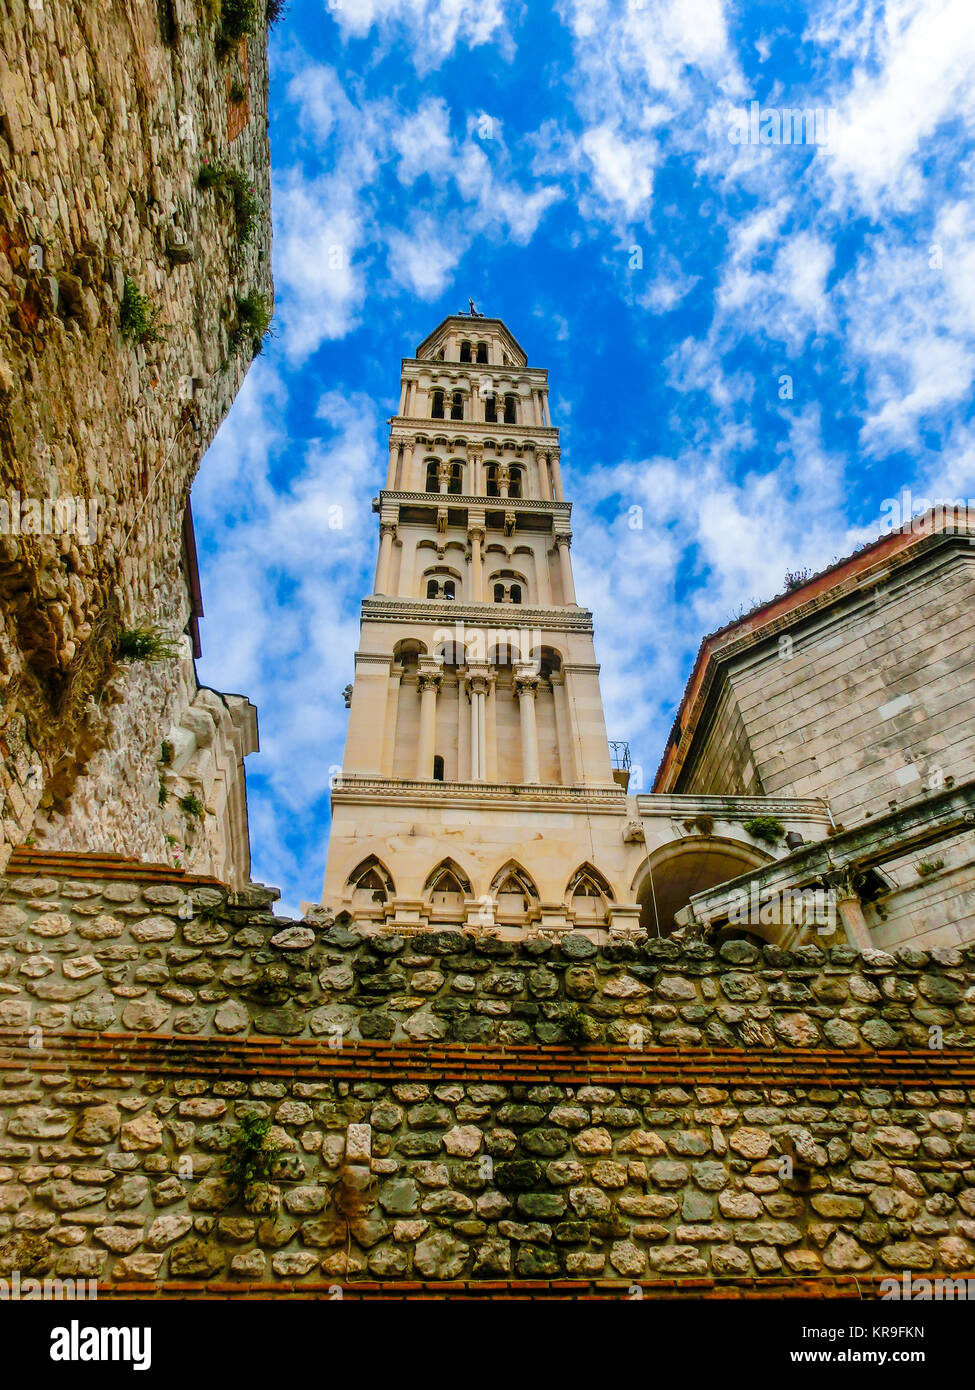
top-left (476, 342), bottom-right (488, 364)
top-left (486, 464), bottom-right (499, 498)
top-left (510, 583), bottom-right (522, 605)
top-left (503, 394), bottom-right (517, 424)
top-left (433, 755), bottom-right (445, 781)
top-left (460, 341), bottom-right (472, 363)
top-left (450, 391), bottom-right (464, 421)
top-left (426, 578), bottom-right (439, 598)
top-left (425, 460), bottom-right (440, 493)
top-left (443, 580), bottom-right (456, 600)
top-left (508, 468), bottom-right (522, 499)
top-left (493, 582), bottom-right (505, 603)
top-left (484, 394), bottom-right (497, 423)
top-left (431, 390), bottom-right (445, 419)
top-left (448, 462), bottom-right (463, 494)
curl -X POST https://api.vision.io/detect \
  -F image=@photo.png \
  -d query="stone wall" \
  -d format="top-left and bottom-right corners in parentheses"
top-left (2, 853), bottom-right (975, 1293)
top-left (674, 539), bottom-right (975, 825)
top-left (0, 0), bottom-right (272, 866)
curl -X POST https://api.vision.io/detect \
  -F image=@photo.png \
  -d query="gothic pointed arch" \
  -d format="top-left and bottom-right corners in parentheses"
top-left (489, 860), bottom-right (539, 919)
top-left (347, 855), bottom-right (395, 905)
top-left (424, 858), bottom-right (474, 917)
top-left (565, 863), bottom-right (613, 922)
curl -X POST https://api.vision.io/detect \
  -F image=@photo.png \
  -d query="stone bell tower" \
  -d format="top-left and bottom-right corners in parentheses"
top-left (322, 312), bottom-right (641, 935)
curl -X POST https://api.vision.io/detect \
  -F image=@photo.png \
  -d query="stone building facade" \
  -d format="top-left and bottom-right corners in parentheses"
top-left (654, 514), bottom-right (975, 953)
top-left (0, 0), bottom-right (271, 884)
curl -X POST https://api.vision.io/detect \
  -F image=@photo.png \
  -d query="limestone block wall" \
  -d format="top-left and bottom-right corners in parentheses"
top-left (0, 0), bottom-right (272, 865)
top-left (2, 855), bottom-right (975, 1292)
top-left (677, 545), bottom-right (975, 824)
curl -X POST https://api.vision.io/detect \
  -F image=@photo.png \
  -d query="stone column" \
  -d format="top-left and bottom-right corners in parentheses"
top-left (466, 668), bottom-right (489, 780)
top-left (834, 881), bottom-right (872, 950)
top-left (375, 523), bottom-right (396, 595)
top-left (385, 443), bottom-right (399, 489)
top-left (549, 448), bottom-right (564, 501)
top-left (415, 665), bottom-right (442, 779)
top-left (469, 525), bottom-right (484, 602)
top-left (550, 671), bottom-right (573, 784)
top-left (485, 671), bottom-right (498, 782)
top-left (536, 449), bottom-right (551, 501)
top-left (556, 534), bottom-right (576, 604)
top-left (515, 668), bottom-right (540, 784)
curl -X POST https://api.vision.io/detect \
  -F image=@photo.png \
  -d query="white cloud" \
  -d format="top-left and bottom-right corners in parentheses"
top-left (327, 0), bottom-right (512, 73)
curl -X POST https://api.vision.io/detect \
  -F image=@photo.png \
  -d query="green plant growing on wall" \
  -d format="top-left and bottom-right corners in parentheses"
top-left (229, 80), bottom-right (246, 103)
top-left (120, 276), bottom-right (164, 345)
top-left (743, 816), bottom-right (785, 845)
top-left (231, 289), bottom-right (273, 355)
top-left (223, 1114), bottom-right (280, 1202)
top-left (916, 858), bottom-right (945, 878)
top-left (179, 793), bottom-right (205, 822)
top-left (160, 740), bottom-right (174, 766)
top-left (220, 0), bottom-right (259, 47)
top-left (694, 813), bottom-right (715, 835)
top-left (560, 1001), bottom-right (596, 1047)
top-left (116, 626), bottom-right (179, 662)
top-left (267, 0), bottom-right (287, 23)
top-left (198, 162), bottom-right (259, 244)
top-left (158, 780), bottom-right (168, 806)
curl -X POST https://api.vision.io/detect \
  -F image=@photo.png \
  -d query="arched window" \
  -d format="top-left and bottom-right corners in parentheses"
top-left (510, 583), bottom-right (522, 605)
top-left (426, 578), bottom-right (439, 598)
top-left (431, 390), bottom-right (445, 419)
top-left (460, 341), bottom-right (472, 363)
top-left (425, 460), bottom-right (440, 493)
top-left (484, 394), bottom-right (497, 423)
top-left (447, 461), bottom-right (463, 494)
top-left (493, 582), bottom-right (505, 603)
top-left (503, 394), bottom-right (517, 424)
top-left (490, 863), bottom-right (539, 920)
top-left (450, 391), bottom-right (464, 421)
top-left (426, 861), bottom-right (473, 914)
top-left (476, 342), bottom-right (488, 364)
top-left (508, 467), bottom-right (522, 499)
top-left (566, 865), bottom-right (612, 923)
top-left (348, 857), bottom-right (394, 906)
top-left (485, 463), bottom-right (500, 497)
top-left (443, 579), bottom-right (455, 600)
top-left (433, 755), bottom-right (445, 781)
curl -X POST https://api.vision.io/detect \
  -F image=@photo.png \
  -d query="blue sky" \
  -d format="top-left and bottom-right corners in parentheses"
top-left (192, 0), bottom-right (975, 914)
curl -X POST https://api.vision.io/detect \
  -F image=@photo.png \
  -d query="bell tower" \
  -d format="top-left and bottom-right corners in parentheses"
top-left (322, 312), bottom-right (639, 935)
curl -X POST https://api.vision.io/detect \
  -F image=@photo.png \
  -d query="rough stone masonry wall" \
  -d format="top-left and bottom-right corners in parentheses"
top-left (2, 860), bottom-right (975, 1292)
top-left (0, 0), bottom-right (272, 865)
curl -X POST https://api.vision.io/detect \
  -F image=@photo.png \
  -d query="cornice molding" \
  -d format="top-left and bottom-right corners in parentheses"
top-left (381, 490), bottom-right (571, 516)
top-left (361, 598), bottom-right (594, 632)
top-left (332, 775), bottom-right (628, 813)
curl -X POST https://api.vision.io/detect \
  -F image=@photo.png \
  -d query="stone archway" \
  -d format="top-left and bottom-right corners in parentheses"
top-left (634, 836), bottom-right (771, 936)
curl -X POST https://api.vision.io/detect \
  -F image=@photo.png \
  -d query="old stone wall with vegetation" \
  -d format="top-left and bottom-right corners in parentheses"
top-left (0, 0), bottom-right (273, 867)
top-left (1, 853), bottom-right (975, 1293)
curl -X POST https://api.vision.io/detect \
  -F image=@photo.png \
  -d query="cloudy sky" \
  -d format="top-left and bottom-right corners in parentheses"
top-left (192, 0), bottom-right (975, 914)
